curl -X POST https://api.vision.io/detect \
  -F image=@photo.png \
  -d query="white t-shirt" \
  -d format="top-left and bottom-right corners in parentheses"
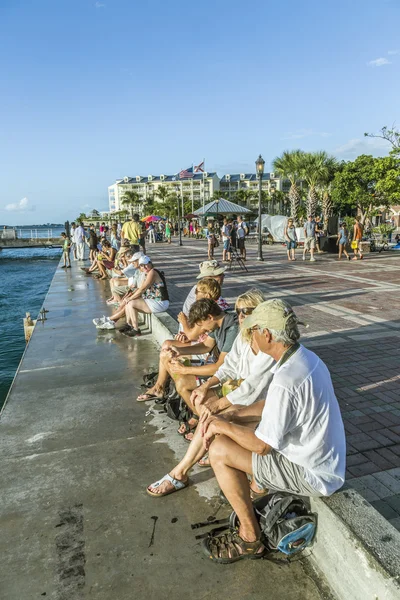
top-left (215, 334), bottom-right (275, 406)
top-left (74, 226), bottom-right (85, 243)
top-left (255, 344), bottom-right (346, 496)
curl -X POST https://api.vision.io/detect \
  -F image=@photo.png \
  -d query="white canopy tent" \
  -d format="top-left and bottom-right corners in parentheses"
top-left (255, 214), bottom-right (305, 242)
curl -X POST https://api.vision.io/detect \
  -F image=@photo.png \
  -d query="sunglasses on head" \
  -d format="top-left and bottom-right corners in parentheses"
top-left (235, 307), bottom-right (255, 316)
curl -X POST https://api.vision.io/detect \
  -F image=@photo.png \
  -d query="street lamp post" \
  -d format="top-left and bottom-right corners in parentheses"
top-left (255, 154), bottom-right (265, 261)
top-left (215, 197), bottom-right (220, 233)
top-left (175, 185), bottom-right (183, 246)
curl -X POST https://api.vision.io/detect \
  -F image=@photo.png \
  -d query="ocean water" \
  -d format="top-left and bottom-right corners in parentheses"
top-left (0, 247), bottom-right (61, 408)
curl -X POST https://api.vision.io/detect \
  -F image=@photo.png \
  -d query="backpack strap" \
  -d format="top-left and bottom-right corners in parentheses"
top-left (261, 495), bottom-right (296, 534)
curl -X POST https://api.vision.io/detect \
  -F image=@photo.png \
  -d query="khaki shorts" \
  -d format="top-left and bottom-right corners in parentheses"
top-left (304, 236), bottom-right (316, 250)
top-left (252, 449), bottom-right (322, 497)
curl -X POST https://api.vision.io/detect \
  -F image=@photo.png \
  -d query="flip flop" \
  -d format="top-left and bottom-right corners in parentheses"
top-left (146, 474), bottom-right (188, 497)
top-left (137, 392), bottom-right (164, 402)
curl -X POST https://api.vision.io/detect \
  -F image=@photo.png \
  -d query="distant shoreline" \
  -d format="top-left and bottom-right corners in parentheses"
top-left (1, 224), bottom-right (64, 228)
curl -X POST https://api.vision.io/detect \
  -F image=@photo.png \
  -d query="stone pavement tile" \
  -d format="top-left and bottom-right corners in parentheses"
top-left (389, 517), bottom-right (400, 531)
top-left (386, 467), bottom-right (400, 480)
top-left (349, 474), bottom-right (392, 500)
top-left (373, 471), bottom-right (400, 494)
top-left (369, 430), bottom-right (397, 446)
top-left (374, 414), bottom-right (398, 427)
top-left (363, 449), bottom-right (398, 471)
top-left (346, 453), bottom-right (369, 467)
top-left (358, 420), bottom-right (389, 433)
top-left (346, 432), bottom-right (381, 452)
top-left (348, 462), bottom-right (382, 477)
top-left (351, 415), bottom-right (375, 426)
top-left (377, 447), bottom-right (400, 463)
top-left (344, 422), bottom-right (361, 435)
top-left (388, 444), bottom-right (400, 456)
top-left (385, 430), bottom-right (400, 444)
top-left (385, 494), bottom-right (400, 513)
top-left (370, 499), bottom-right (400, 520)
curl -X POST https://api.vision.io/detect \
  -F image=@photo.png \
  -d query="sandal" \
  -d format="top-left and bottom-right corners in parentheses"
top-left (146, 473), bottom-right (188, 497)
top-left (177, 415), bottom-right (198, 437)
top-left (202, 530), bottom-right (266, 563)
top-left (137, 392), bottom-right (164, 402)
top-left (197, 454), bottom-right (210, 468)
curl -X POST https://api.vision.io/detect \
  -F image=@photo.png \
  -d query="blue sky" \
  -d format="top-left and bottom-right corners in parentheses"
top-left (0, 0), bottom-right (399, 224)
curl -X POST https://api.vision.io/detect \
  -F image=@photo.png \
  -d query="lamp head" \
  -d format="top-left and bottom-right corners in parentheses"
top-left (256, 154), bottom-right (265, 177)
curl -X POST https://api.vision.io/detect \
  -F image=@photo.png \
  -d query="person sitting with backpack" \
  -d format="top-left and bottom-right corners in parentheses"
top-left (200, 299), bottom-right (346, 563)
top-left (146, 289), bottom-right (276, 498)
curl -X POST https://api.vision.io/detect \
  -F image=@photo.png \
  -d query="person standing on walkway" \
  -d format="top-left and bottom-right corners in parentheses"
top-left (206, 222), bottom-right (217, 259)
top-left (88, 224), bottom-right (99, 262)
top-left (148, 222), bottom-right (156, 244)
top-left (315, 216), bottom-right (324, 254)
top-left (337, 222), bottom-right (351, 261)
top-left (221, 218), bottom-right (232, 262)
top-left (284, 217), bottom-right (297, 261)
top-left (60, 233), bottom-right (71, 268)
top-left (165, 220), bottom-right (172, 244)
top-left (352, 216), bottom-right (364, 260)
top-left (70, 222), bottom-right (78, 260)
top-left (121, 214), bottom-right (141, 252)
top-left (74, 222), bottom-right (86, 260)
top-left (303, 216), bottom-right (316, 262)
top-left (237, 216), bottom-right (248, 260)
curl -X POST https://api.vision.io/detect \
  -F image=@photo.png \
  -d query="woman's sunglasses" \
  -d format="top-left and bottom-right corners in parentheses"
top-left (235, 307), bottom-right (255, 316)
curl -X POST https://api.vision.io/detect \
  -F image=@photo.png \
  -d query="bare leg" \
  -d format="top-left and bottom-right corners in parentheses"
top-left (209, 435), bottom-right (261, 542)
top-left (125, 298), bottom-right (151, 329)
top-left (175, 374), bottom-right (200, 413)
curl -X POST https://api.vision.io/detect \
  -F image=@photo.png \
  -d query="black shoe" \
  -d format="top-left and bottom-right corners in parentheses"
top-left (118, 324), bottom-right (133, 333)
top-left (121, 328), bottom-right (142, 338)
top-left (67, 265), bottom-right (71, 268)
top-left (61, 265), bottom-right (66, 269)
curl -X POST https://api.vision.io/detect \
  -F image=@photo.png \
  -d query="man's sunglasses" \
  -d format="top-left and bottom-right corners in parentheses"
top-left (235, 307), bottom-right (255, 316)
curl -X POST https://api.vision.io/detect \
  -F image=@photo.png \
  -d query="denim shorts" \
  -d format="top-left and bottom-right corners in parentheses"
top-left (223, 240), bottom-right (230, 251)
top-left (286, 240), bottom-right (296, 250)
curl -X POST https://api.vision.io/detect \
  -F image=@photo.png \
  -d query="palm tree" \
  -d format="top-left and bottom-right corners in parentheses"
top-left (155, 185), bottom-right (170, 204)
top-left (318, 157), bottom-right (340, 223)
top-left (234, 189), bottom-right (255, 207)
top-left (299, 151), bottom-right (337, 217)
top-left (272, 150), bottom-right (305, 223)
top-left (121, 191), bottom-right (141, 218)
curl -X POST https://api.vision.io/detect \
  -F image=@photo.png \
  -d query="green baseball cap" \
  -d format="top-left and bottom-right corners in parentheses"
top-left (242, 299), bottom-right (307, 331)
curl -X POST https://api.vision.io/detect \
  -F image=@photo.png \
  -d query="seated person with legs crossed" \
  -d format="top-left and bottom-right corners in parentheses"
top-left (198, 299), bottom-right (346, 563)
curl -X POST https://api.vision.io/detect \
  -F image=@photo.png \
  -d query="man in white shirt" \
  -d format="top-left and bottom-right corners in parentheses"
top-left (73, 222), bottom-right (86, 260)
top-left (200, 299), bottom-right (346, 563)
top-left (221, 219), bottom-right (232, 262)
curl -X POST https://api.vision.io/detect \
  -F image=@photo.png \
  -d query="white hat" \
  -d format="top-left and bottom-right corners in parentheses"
top-left (196, 260), bottom-right (226, 279)
top-left (128, 252), bottom-right (143, 263)
top-left (138, 255), bottom-right (152, 265)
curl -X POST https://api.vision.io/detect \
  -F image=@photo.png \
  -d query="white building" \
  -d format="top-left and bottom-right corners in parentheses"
top-left (219, 173), bottom-right (290, 203)
top-left (108, 172), bottom-right (220, 214)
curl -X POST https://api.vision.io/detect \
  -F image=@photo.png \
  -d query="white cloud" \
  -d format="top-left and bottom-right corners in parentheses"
top-left (282, 129), bottom-right (331, 140)
top-left (4, 197), bottom-right (36, 212)
top-left (388, 50), bottom-right (399, 55)
top-left (95, 1), bottom-right (105, 7)
top-left (334, 137), bottom-right (390, 160)
top-left (367, 58), bottom-right (391, 67)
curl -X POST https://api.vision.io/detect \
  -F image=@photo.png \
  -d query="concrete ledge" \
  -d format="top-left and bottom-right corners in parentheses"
top-left (150, 310), bottom-right (400, 600)
top-left (310, 489), bottom-right (400, 600)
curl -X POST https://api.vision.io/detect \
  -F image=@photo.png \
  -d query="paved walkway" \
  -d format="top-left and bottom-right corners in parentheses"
top-left (147, 238), bottom-right (400, 530)
top-left (0, 262), bottom-right (324, 599)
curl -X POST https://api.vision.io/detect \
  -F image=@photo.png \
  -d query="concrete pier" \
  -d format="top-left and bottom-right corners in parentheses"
top-left (0, 262), bottom-right (324, 599)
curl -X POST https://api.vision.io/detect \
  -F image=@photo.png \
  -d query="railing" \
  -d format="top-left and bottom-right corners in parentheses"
top-left (0, 228), bottom-right (56, 240)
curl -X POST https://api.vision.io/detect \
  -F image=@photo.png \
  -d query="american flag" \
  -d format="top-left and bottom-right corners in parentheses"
top-left (179, 166), bottom-right (194, 179)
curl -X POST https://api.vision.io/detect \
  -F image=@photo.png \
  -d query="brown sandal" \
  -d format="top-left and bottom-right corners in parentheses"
top-left (202, 530), bottom-right (266, 563)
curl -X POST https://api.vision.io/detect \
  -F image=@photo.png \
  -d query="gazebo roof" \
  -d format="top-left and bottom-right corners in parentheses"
top-left (193, 198), bottom-right (252, 216)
